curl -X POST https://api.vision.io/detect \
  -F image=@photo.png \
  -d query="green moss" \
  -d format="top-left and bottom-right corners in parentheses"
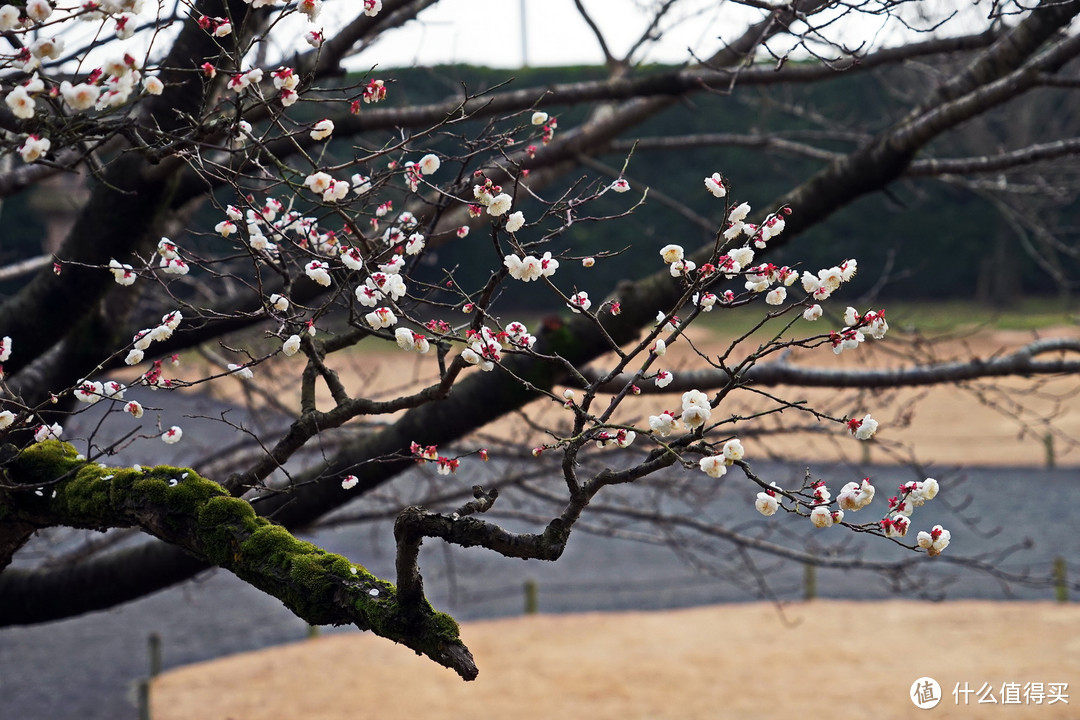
top-left (60, 465), bottom-right (120, 521)
top-left (428, 610), bottom-right (461, 638)
top-left (240, 523), bottom-right (302, 568)
top-left (10, 440), bottom-right (84, 487)
top-left (198, 495), bottom-right (263, 565)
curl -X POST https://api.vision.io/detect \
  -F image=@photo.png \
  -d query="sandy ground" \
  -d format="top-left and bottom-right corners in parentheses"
top-left (152, 600), bottom-right (1079, 719)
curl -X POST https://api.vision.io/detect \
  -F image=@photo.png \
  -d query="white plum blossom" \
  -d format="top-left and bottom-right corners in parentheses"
top-left (0, 411), bottom-right (15, 429)
top-left (365, 307), bottom-right (397, 329)
top-left (6, 86), bottom-right (35, 119)
top-left (654, 370), bottom-right (673, 388)
top-left (0, 336), bottom-right (11, 362)
top-left (405, 233), bottom-right (425, 255)
top-left (610, 178), bottom-right (630, 193)
top-left (305, 260), bottom-right (332, 287)
top-left (849, 413), bottom-right (878, 440)
top-left (729, 202), bottom-right (751, 223)
top-left (659, 244), bottom-right (684, 264)
top-left (722, 438), bottom-right (745, 464)
top-left (269, 294), bottom-right (290, 312)
top-left (881, 513), bottom-right (911, 538)
top-left (418, 154), bottom-right (440, 175)
top-left (810, 505), bottom-right (842, 528)
top-left (688, 291), bottom-right (716, 312)
top-left (320, 179), bottom-right (349, 202)
top-left (156, 238), bottom-right (177, 261)
top-left (363, 0), bottom-right (382, 16)
top-left (125, 349), bottom-right (145, 365)
top-left (656, 311), bottom-right (679, 334)
top-left (162, 426), bottom-right (183, 444)
top-left (864, 310), bottom-right (889, 339)
top-left (487, 193), bottom-right (513, 217)
top-left (758, 215), bottom-right (786, 245)
top-left (704, 173), bottom-right (726, 198)
top-left (594, 428), bottom-right (636, 449)
top-left (837, 479), bottom-right (875, 511)
top-left (913, 478), bottom-right (939, 503)
top-left (160, 257), bottom-right (190, 275)
top-left (669, 259), bottom-right (696, 278)
top-left (0, 5), bottom-right (20, 30)
top-left (531, 111), bottom-right (549, 125)
top-left (699, 455), bottom-right (727, 478)
top-left (355, 285), bottom-right (383, 307)
top-left (917, 525), bottom-right (951, 556)
top-left (505, 211), bottom-right (525, 233)
top-left (26, 0), bottom-right (52, 22)
top-left (143, 76), bottom-right (164, 95)
top-left (680, 390), bottom-right (712, 429)
top-left (755, 485), bottom-right (780, 516)
top-left (61, 81), bottom-right (101, 111)
top-left (729, 246), bottom-right (754, 270)
top-left (568, 291), bottom-right (591, 313)
top-left (109, 259), bottom-right (137, 286)
top-left (765, 287), bottom-right (786, 305)
top-left (648, 411), bottom-right (678, 437)
top-left (282, 335), bottom-right (302, 356)
top-left (351, 174), bottom-right (372, 195)
top-left (395, 327), bottom-right (430, 354)
top-left (125, 401), bottom-right (144, 418)
top-left (34, 422), bottom-right (63, 442)
top-left (74, 379), bottom-right (104, 404)
top-left (310, 119), bottom-right (334, 141)
top-left (341, 247), bottom-right (364, 270)
top-left (341, 475), bottom-right (359, 490)
top-left (227, 363), bottom-right (253, 380)
top-left (304, 172), bottom-right (332, 196)
top-left (18, 135), bottom-right (50, 163)
top-left (803, 304), bottom-right (822, 321)
top-left (30, 36), bottom-right (63, 60)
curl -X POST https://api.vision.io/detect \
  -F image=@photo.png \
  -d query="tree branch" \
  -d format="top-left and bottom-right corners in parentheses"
top-left (0, 440), bottom-right (476, 679)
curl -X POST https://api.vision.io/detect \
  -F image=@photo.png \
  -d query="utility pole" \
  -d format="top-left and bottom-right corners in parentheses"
top-left (520, 0), bottom-right (529, 67)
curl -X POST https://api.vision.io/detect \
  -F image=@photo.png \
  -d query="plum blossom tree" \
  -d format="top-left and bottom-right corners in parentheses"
top-left (1, 0), bottom-right (1079, 682)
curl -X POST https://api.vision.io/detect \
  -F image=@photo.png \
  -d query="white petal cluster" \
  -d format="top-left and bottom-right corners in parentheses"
top-left (395, 327), bottom-right (430, 354)
top-left (504, 252), bottom-right (558, 282)
top-left (364, 307), bottom-right (397, 329)
top-left (837, 478), bottom-right (875, 511)
top-left (305, 260), bottom-right (332, 287)
top-left (849, 413), bottom-right (878, 440)
top-left (755, 483), bottom-right (781, 516)
top-left (282, 334), bottom-right (302, 356)
top-left (110, 259), bottom-right (137, 286)
top-left (680, 390), bottom-right (711, 429)
top-left (648, 411), bottom-right (678, 437)
top-left (917, 525), bottom-right (951, 556)
top-left (704, 172), bottom-right (726, 198)
top-left (810, 505), bottom-right (843, 528)
top-left (567, 291), bottom-right (591, 313)
top-left (461, 327), bottom-right (502, 372)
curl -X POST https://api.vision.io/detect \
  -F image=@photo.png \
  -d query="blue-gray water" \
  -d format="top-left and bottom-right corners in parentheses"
top-left (0, 390), bottom-right (1077, 719)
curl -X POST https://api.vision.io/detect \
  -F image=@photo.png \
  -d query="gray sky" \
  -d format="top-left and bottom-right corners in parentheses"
top-left (343, 0), bottom-right (763, 70)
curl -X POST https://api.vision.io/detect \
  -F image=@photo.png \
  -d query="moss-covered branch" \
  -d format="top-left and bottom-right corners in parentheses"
top-left (0, 441), bottom-right (477, 680)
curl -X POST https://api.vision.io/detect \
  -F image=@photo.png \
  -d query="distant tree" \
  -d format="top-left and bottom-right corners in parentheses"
top-left (1, 0), bottom-right (1079, 679)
